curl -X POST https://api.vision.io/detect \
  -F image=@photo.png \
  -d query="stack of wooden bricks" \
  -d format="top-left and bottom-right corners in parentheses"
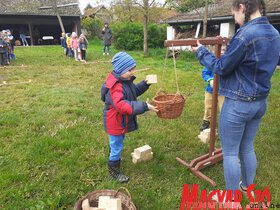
top-left (131, 145), bottom-right (153, 164)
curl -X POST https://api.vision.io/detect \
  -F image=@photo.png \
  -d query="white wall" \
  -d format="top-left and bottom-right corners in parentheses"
top-left (220, 22), bottom-right (235, 38)
top-left (166, 26), bottom-right (191, 51)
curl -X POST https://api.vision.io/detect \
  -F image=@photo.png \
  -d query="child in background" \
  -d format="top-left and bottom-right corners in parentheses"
top-left (0, 32), bottom-right (8, 66)
top-left (78, 34), bottom-right (88, 62)
top-left (200, 66), bottom-right (225, 131)
top-left (4, 36), bottom-right (11, 65)
top-left (6, 30), bottom-right (15, 60)
top-left (101, 52), bottom-right (158, 183)
top-left (60, 32), bottom-right (67, 56)
top-left (66, 33), bottom-right (72, 57)
top-left (70, 32), bottom-right (79, 60)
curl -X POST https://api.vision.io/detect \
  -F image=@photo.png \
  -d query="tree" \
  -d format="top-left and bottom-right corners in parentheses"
top-left (112, 0), bottom-right (164, 55)
top-left (165, 0), bottom-right (208, 13)
top-left (132, 0), bottom-right (164, 55)
top-left (202, 0), bottom-right (209, 38)
top-left (165, 0), bottom-right (212, 37)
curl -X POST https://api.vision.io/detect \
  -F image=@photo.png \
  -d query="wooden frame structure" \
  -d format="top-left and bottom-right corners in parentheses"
top-left (164, 37), bottom-right (229, 186)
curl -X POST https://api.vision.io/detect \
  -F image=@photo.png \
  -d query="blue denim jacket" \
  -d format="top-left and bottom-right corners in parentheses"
top-left (196, 17), bottom-right (280, 102)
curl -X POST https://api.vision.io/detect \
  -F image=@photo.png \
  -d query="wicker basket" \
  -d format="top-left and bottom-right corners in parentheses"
top-left (74, 187), bottom-right (136, 210)
top-left (152, 91), bottom-right (185, 119)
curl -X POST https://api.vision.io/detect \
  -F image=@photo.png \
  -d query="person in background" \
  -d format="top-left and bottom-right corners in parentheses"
top-left (79, 34), bottom-right (88, 63)
top-left (19, 26), bottom-right (29, 46)
top-left (6, 29), bottom-right (15, 60)
top-left (101, 52), bottom-right (158, 183)
top-left (4, 36), bottom-right (11, 65)
top-left (70, 32), bottom-right (79, 61)
top-left (200, 47), bottom-right (226, 131)
top-left (102, 23), bottom-right (112, 55)
top-left (200, 66), bottom-right (225, 131)
top-left (66, 33), bottom-right (72, 57)
top-left (0, 32), bottom-right (8, 66)
top-left (192, 0), bottom-right (280, 202)
top-left (60, 32), bottom-right (67, 56)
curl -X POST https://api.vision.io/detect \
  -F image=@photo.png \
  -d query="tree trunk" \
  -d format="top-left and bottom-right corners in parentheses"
top-left (143, 0), bottom-right (149, 56)
top-left (202, 0), bottom-right (209, 38)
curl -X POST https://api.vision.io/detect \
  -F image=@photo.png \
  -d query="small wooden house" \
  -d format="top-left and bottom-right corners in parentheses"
top-left (83, 5), bottom-right (112, 24)
top-left (0, 0), bottom-right (82, 45)
top-left (161, 0), bottom-right (280, 40)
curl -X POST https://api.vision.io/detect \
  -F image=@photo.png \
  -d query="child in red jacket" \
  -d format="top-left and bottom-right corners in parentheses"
top-left (101, 52), bottom-right (158, 183)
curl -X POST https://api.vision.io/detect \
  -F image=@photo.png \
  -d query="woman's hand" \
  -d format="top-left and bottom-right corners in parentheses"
top-left (191, 40), bottom-right (203, 53)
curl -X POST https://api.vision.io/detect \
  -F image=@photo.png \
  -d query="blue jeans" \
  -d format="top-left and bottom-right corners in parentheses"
top-left (219, 97), bottom-right (267, 191)
top-left (20, 34), bottom-right (28, 46)
top-left (103, 45), bottom-right (110, 53)
top-left (109, 134), bottom-right (125, 161)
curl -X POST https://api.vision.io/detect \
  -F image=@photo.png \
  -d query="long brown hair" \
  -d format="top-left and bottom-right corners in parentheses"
top-left (232, 0), bottom-right (266, 23)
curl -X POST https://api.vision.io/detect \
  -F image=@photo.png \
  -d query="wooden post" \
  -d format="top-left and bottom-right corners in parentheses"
top-left (208, 44), bottom-right (221, 157)
top-left (56, 14), bottom-right (65, 34)
top-left (39, 2), bottom-right (78, 34)
top-left (28, 23), bottom-right (34, 46)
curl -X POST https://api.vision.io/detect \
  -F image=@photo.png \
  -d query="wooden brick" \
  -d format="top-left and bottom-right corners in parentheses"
top-left (131, 152), bottom-right (153, 164)
top-left (98, 196), bottom-right (111, 209)
top-left (134, 145), bottom-right (152, 157)
top-left (82, 199), bottom-right (91, 210)
top-left (146, 74), bottom-right (157, 84)
top-left (106, 198), bottom-right (122, 210)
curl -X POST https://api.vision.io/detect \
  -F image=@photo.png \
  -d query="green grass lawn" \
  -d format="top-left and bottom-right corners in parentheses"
top-left (0, 40), bottom-right (279, 209)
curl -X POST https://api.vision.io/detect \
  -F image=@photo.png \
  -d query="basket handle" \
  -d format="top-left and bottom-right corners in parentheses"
top-left (114, 187), bottom-right (132, 205)
top-left (155, 88), bottom-right (167, 96)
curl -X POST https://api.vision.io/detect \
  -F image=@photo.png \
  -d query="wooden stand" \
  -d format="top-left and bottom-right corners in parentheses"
top-left (164, 37), bottom-right (229, 186)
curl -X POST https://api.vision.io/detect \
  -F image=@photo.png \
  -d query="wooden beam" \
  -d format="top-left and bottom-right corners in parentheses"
top-left (164, 37), bottom-right (229, 47)
top-left (39, 3), bottom-right (78, 9)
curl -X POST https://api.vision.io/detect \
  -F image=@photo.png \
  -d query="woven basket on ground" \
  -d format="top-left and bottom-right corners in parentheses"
top-left (74, 187), bottom-right (136, 210)
top-left (152, 91), bottom-right (185, 119)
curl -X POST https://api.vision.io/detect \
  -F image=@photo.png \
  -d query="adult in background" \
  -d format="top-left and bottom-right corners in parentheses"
top-left (102, 23), bottom-right (112, 55)
top-left (19, 26), bottom-right (28, 46)
top-left (192, 0), bottom-right (280, 200)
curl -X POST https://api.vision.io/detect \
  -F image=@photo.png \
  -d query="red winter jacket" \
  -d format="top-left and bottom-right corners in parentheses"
top-left (101, 72), bottom-right (149, 135)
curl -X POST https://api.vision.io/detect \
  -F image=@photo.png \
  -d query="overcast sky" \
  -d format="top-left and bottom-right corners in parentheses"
top-left (79, 0), bottom-right (109, 10)
top-left (78, 0), bottom-right (165, 10)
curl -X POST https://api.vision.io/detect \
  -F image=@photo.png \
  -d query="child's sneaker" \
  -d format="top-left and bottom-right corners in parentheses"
top-left (200, 120), bottom-right (210, 131)
top-left (107, 53), bottom-right (109, 55)
top-left (103, 52), bottom-right (105, 55)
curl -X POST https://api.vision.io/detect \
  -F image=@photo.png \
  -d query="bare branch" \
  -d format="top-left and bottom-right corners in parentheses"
top-left (149, 0), bottom-right (156, 7)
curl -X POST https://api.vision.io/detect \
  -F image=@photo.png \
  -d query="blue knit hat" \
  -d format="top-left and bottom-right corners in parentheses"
top-left (112, 52), bottom-right (136, 76)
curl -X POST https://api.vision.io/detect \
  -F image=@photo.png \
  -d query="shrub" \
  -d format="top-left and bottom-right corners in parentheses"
top-left (111, 22), bottom-right (167, 50)
top-left (148, 23), bottom-right (167, 48)
top-left (111, 22), bottom-right (143, 50)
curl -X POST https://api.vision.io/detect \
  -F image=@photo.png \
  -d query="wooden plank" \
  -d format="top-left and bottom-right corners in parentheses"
top-left (164, 37), bottom-right (229, 47)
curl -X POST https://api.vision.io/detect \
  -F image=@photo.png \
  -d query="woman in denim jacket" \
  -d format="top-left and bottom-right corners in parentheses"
top-left (192, 0), bottom-right (280, 196)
